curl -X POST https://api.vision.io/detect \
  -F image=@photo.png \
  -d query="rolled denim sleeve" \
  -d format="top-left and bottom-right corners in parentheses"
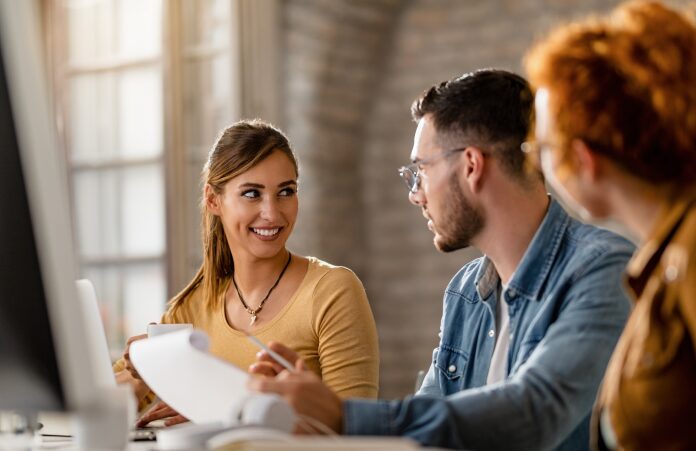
top-left (344, 396), bottom-right (463, 445)
top-left (415, 350), bottom-right (441, 397)
top-left (343, 250), bottom-right (631, 450)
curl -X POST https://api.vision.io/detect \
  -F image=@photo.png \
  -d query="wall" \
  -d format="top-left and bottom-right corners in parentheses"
top-left (282, 0), bottom-right (677, 398)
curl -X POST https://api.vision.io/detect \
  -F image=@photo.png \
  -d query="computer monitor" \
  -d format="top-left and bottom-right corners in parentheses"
top-left (0, 0), bottom-right (99, 415)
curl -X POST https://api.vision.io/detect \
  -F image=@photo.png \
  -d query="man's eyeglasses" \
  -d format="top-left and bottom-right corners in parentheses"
top-left (398, 147), bottom-right (468, 194)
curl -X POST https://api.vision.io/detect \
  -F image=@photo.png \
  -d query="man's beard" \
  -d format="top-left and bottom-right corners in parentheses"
top-left (434, 173), bottom-right (485, 253)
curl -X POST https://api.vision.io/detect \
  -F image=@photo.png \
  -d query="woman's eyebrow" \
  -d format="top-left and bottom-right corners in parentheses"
top-left (238, 182), bottom-right (264, 189)
top-left (278, 180), bottom-right (297, 187)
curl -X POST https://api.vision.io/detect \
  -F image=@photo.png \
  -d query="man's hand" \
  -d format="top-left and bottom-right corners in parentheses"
top-left (248, 341), bottom-right (301, 377)
top-left (247, 343), bottom-right (344, 435)
top-left (136, 401), bottom-right (188, 428)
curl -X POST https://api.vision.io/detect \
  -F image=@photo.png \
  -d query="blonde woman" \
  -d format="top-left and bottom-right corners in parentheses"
top-left (525, 2), bottom-right (696, 449)
top-left (115, 120), bottom-right (379, 425)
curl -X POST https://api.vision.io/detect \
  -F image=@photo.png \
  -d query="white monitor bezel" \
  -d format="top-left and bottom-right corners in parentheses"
top-left (0, 0), bottom-right (98, 411)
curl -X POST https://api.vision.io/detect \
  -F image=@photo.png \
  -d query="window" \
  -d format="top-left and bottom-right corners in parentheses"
top-left (48, 0), bottom-right (167, 355)
top-left (47, 0), bottom-right (280, 356)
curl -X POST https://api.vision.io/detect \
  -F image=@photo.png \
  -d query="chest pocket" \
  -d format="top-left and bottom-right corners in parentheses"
top-left (435, 345), bottom-right (469, 381)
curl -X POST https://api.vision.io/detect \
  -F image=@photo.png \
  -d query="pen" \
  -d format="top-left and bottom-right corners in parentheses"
top-left (246, 334), bottom-right (297, 373)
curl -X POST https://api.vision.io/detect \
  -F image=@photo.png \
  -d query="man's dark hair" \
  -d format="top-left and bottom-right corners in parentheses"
top-left (411, 69), bottom-right (536, 182)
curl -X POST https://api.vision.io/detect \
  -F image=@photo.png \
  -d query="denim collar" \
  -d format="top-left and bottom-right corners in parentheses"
top-left (475, 197), bottom-right (569, 302)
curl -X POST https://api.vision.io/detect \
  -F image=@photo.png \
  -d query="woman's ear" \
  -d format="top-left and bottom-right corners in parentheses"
top-left (204, 184), bottom-right (221, 216)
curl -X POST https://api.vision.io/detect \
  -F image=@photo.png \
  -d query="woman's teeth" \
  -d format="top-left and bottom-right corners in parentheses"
top-left (252, 228), bottom-right (280, 237)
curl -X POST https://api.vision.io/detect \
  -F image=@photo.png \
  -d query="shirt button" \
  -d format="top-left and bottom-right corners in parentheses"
top-left (448, 365), bottom-right (456, 373)
top-left (508, 288), bottom-right (516, 298)
top-left (488, 329), bottom-right (495, 338)
top-left (664, 265), bottom-right (679, 282)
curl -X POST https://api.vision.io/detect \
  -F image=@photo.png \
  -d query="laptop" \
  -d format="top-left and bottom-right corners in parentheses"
top-left (39, 280), bottom-right (158, 441)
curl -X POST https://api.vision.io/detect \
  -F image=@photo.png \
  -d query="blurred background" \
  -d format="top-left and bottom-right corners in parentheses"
top-left (39, 0), bottom-right (687, 399)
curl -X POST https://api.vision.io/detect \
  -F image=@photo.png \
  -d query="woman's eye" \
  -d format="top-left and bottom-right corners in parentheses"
top-left (241, 189), bottom-right (260, 199)
top-left (279, 187), bottom-right (296, 197)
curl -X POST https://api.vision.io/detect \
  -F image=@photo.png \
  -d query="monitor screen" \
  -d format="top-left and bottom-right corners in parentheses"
top-left (0, 0), bottom-right (98, 415)
top-left (0, 29), bottom-right (64, 411)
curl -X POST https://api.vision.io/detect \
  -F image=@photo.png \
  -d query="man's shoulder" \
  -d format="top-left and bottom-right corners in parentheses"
top-left (444, 256), bottom-right (486, 298)
top-left (563, 218), bottom-right (635, 264)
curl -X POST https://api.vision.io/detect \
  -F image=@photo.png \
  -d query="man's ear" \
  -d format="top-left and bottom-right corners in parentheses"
top-left (570, 139), bottom-right (600, 183)
top-left (204, 184), bottom-right (221, 216)
top-left (461, 146), bottom-right (486, 193)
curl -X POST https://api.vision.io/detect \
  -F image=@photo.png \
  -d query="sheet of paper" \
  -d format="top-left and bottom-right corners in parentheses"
top-left (130, 329), bottom-right (249, 424)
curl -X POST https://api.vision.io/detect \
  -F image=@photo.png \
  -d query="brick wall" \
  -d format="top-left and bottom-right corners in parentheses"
top-left (282, 0), bottom-right (687, 398)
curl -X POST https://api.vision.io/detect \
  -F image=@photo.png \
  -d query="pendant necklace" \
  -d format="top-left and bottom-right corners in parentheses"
top-left (232, 252), bottom-right (292, 326)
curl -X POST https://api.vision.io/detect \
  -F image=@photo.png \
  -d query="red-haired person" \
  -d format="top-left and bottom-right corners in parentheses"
top-left (525, 2), bottom-right (696, 449)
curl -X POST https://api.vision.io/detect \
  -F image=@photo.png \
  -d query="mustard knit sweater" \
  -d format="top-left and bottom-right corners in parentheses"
top-left (117, 257), bottom-right (379, 408)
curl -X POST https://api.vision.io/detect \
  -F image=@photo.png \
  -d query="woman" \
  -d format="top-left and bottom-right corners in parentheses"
top-left (115, 120), bottom-right (379, 424)
top-left (524, 1), bottom-right (696, 449)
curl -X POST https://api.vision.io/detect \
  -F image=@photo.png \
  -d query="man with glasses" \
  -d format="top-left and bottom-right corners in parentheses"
top-left (249, 69), bottom-right (633, 450)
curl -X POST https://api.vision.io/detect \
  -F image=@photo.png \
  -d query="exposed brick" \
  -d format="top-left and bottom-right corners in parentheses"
top-left (282, 0), bottom-right (689, 398)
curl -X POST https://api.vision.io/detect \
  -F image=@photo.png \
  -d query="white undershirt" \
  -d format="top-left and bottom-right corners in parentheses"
top-left (486, 282), bottom-right (511, 385)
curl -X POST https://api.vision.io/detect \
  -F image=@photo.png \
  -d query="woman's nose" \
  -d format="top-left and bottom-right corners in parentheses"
top-left (259, 197), bottom-right (281, 221)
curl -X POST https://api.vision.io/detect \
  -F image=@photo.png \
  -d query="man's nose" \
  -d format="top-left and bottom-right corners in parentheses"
top-left (408, 188), bottom-right (425, 207)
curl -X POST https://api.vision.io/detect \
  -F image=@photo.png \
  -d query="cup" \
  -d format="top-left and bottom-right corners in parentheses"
top-left (147, 323), bottom-right (193, 338)
top-left (74, 384), bottom-right (135, 450)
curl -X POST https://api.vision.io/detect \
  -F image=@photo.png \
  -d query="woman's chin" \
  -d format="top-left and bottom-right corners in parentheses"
top-left (248, 242), bottom-right (288, 260)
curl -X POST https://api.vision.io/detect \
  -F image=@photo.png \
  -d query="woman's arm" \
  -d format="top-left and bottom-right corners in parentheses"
top-left (312, 268), bottom-right (379, 399)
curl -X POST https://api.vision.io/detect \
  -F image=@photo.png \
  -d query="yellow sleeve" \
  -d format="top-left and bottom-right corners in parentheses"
top-left (312, 268), bottom-right (379, 399)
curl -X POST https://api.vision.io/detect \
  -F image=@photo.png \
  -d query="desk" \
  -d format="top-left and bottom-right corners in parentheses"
top-left (27, 436), bottom-right (424, 450)
top-left (29, 413), bottom-right (429, 450)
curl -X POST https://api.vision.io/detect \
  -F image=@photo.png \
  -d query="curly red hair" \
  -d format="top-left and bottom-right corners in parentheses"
top-left (525, 1), bottom-right (696, 185)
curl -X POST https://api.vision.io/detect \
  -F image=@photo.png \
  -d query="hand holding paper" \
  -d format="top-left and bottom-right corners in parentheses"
top-left (129, 329), bottom-right (250, 425)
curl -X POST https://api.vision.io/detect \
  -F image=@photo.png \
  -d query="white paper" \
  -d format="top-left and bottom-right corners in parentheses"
top-left (130, 329), bottom-right (249, 424)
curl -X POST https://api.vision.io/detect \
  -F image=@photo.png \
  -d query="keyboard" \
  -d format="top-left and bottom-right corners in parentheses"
top-left (130, 427), bottom-right (157, 442)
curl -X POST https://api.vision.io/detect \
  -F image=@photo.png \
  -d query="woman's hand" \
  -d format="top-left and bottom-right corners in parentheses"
top-left (248, 341), bottom-right (301, 377)
top-left (122, 333), bottom-right (148, 380)
top-left (136, 401), bottom-right (189, 428)
top-left (115, 332), bottom-right (151, 402)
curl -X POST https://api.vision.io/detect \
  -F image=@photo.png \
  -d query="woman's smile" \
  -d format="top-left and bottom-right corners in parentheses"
top-left (250, 226), bottom-right (284, 241)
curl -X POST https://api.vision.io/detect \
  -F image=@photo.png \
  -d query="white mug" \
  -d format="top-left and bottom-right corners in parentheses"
top-left (147, 323), bottom-right (193, 338)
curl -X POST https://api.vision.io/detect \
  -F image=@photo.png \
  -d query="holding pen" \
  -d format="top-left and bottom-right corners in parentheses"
top-left (246, 333), bottom-right (297, 374)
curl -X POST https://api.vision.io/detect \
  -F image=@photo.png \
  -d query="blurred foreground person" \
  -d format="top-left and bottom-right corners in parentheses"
top-left (526, 1), bottom-right (696, 449)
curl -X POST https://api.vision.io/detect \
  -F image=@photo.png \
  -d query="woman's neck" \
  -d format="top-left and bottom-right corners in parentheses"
top-left (230, 249), bottom-right (291, 298)
top-left (607, 175), bottom-right (672, 243)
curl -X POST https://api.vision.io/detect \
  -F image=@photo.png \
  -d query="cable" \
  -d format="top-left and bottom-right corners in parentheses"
top-left (296, 414), bottom-right (339, 437)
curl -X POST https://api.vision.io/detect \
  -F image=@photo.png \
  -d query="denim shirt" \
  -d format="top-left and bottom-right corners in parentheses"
top-left (344, 199), bottom-right (634, 450)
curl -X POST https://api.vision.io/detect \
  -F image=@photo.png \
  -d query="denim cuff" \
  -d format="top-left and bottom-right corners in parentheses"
top-left (343, 398), bottom-right (395, 436)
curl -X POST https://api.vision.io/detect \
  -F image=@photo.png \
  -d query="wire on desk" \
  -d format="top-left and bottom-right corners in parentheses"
top-left (296, 414), bottom-right (339, 437)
